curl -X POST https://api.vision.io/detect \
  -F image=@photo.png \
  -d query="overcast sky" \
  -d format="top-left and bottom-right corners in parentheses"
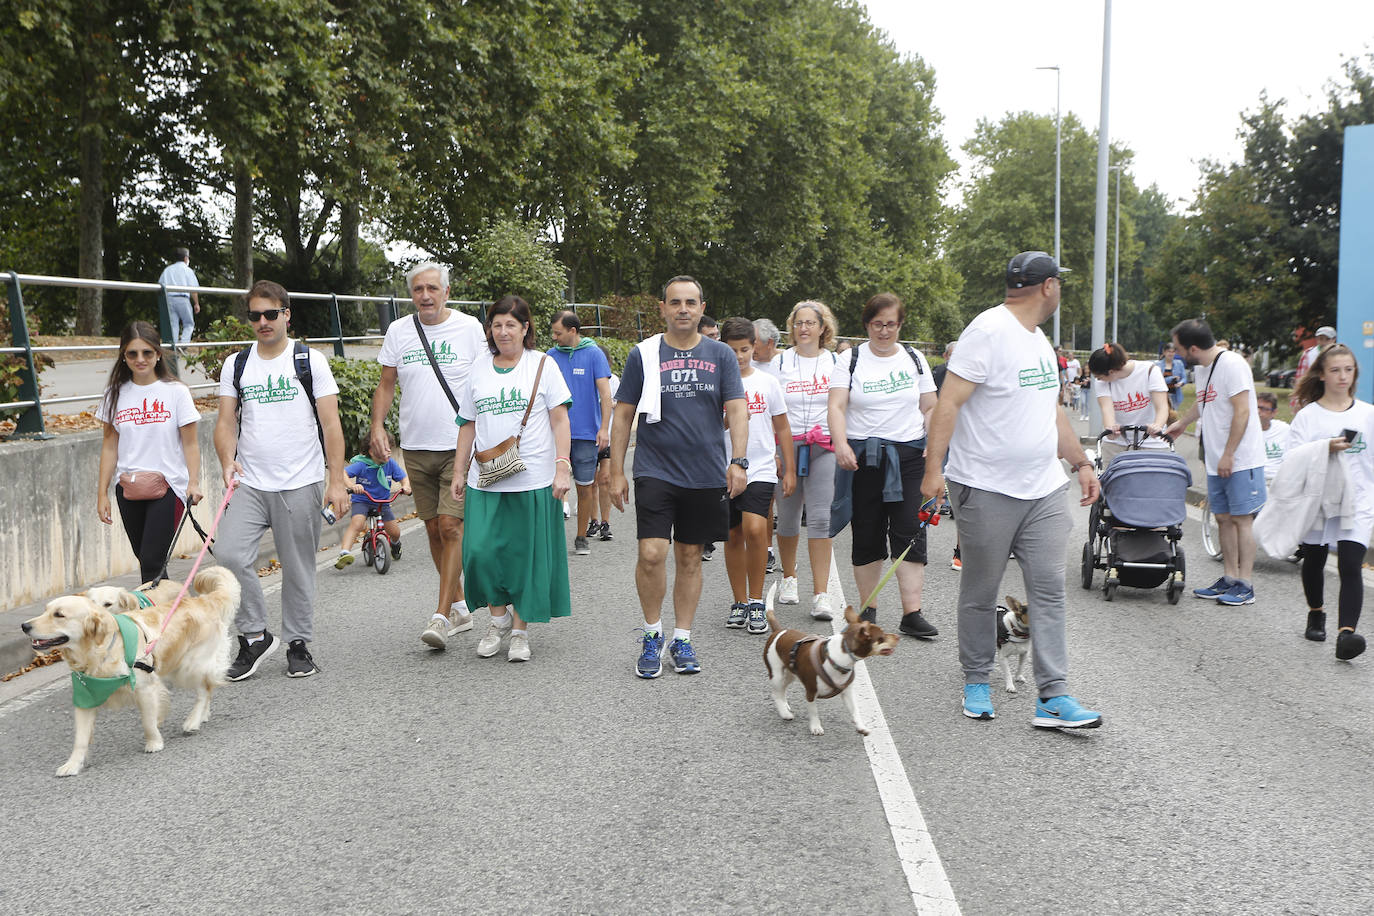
top-left (861, 0), bottom-right (1374, 209)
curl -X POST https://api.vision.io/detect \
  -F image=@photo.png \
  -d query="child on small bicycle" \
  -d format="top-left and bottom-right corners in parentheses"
top-left (335, 431), bottom-right (410, 569)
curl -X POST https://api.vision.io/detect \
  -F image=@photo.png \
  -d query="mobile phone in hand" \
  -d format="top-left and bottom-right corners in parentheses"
top-left (1342, 428), bottom-right (1358, 442)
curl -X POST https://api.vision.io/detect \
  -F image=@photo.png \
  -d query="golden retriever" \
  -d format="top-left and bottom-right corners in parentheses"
top-left (21, 567), bottom-right (240, 777)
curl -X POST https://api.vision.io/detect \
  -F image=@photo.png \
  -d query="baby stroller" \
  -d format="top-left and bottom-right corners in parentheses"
top-left (1080, 426), bottom-right (1192, 603)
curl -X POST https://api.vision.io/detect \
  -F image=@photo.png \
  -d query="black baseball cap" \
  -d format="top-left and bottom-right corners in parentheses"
top-left (1006, 251), bottom-right (1070, 288)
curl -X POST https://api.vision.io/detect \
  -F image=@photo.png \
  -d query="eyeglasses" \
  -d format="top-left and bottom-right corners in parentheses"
top-left (868, 320), bottom-right (900, 331)
top-left (124, 349), bottom-right (156, 360)
top-left (793, 319), bottom-right (820, 329)
top-left (1257, 405), bottom-right (1276, 412)
top-left (248, 309), bottom-right (283, 322)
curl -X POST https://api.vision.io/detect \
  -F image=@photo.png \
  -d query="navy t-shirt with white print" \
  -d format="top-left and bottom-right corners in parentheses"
top-left (616, 337), bottom-right (745, 488)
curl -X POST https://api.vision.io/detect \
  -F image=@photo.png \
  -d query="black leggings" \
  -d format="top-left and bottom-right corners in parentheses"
top-left (116, 486), bottom-right (185, 585)
top-left (1300, 540), bottom-right (1365, 631)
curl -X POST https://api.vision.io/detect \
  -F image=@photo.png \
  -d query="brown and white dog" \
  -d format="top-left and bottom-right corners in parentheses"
top-left (21, 567), bottom-right (240, 777)
top-left (763, 602), bottom-right (899, 736)
top-left (997, 596), bottom-right (1031, 694)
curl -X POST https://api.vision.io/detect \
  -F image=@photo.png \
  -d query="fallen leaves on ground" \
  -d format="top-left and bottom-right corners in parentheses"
top-left (1, 650), bottom-right (62, 682)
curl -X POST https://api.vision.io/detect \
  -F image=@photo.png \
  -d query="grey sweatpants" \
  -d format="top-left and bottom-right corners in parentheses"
top-left (947, 481), bottom-right (1071, 698)
top-left (215, 481), bottom-right (324, 643)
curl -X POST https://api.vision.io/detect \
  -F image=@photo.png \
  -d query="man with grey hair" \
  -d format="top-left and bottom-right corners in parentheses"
top-left (753, 318), bottom-right (782, 375)
top-left (370, 262), bottom-right (486, 651)
top-left (157, 247), bottom-right (200, 345)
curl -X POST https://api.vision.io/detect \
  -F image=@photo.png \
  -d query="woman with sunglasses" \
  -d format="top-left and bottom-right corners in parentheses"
top-left (828, 293), bottom-right (939, 639)
top-left (96, 320), bottom-right (203, 584)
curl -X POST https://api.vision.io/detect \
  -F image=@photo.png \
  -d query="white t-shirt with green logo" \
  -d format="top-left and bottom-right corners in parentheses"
top-left (378, 310), bottom-right (486, 451)
top-left (830, 342), bottom-right (936, 442)
top-left (945, 304), bottom-right (1067, 500)
top-left (1288, 399), bottom-right (1374, 547)
top-left (1262, 418), bottom-right (1290, 481)
top-left (457, 350), bottom-right (573, 493)
top-left (218, 343), bottom-right (339, 492)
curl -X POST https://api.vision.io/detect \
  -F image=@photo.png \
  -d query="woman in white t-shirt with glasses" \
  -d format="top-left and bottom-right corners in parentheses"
top-left (770, 300), bottom-right (841, 620)
top-left (828, 293), bottom-right (939, 640)
top-left (452, 295), bottom-right (574, 663)
top-left (1087, 342), bottom-right (1170, 466)
top-left (96, 321), bottom-right (202, 584)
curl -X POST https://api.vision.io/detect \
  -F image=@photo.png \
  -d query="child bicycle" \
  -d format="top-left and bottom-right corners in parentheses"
top-left (355, 490), bottom-right (402, 575)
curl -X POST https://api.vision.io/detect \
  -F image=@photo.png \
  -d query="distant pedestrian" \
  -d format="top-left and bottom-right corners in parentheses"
top-left (609, 275), bottom-right (747, 678)
top-left (215, 281), bottom-right (349, 680)
top-left (96, 321), bottom-right (203, 585)
top-left (452, 295), bottom-right (573, 663)
top-left (699, 315), bottom-right (720, 340)
top-left (829, 292), bottom-right (939, 640)
top-left (719, 317), bottom-right (795, 634)
top-left (772, 300), bottom-right (841, 619)
top-left (593, 343), bottom-right (620, 541)
top-left (753, 318), bottom-right (781, 374)
top-left (1158, 343), bottom-right (1187, 410)
top-left (1256, 391), bottom-right (1290, 484)
top-left (1291, 325), bottom-right (1336, 411)
top-left (157, 248), bottom-right (200, 345)
top-left (931, 340), bottom-right (956, 392)
top-left (1165, 318), bottom-right (1267, 607)
top-left (370, 262), bottom-right (487, 651)
top-left (921, 251), bottom-right (1103, 729)
top-left (548, 309), bottom-right (612, 556)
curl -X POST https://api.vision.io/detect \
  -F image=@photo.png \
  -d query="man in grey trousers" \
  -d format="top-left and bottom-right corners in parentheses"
top-left (921, 251), bottom-right (1103, 729)
top-left (213, 280), bottom-right (348, 680)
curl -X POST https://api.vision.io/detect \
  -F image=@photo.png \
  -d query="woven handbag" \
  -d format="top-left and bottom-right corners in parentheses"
top-left (473, 355), bottom-right (546, 488)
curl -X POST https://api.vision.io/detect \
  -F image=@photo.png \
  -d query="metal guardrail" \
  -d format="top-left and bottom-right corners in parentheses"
top-left (1, 271), bottom-right (498, 439)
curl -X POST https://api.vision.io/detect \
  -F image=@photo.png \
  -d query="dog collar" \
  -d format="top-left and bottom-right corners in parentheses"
top-left (71, 614), bottom-right (140, 709)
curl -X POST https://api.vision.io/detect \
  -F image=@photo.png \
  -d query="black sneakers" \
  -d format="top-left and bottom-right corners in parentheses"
top-left (287, 639), bottom-right (319, 677)
top-left (1336, 630), bottom-right (1366, 661)
top-left (227, 632), bottom-right (279, 681)
top-left (899, 610), bottom-right (939, 639)
top-left (858, 606), bottom-right (877, 624)
top-left (765, 548), bottom-right (778, 574)
top-left (1305, 610), bottom-right (1327, 642)
top-left (391, 539), bottom-right (402, 560)
top-left (598, 521), bottom-right (613, 541)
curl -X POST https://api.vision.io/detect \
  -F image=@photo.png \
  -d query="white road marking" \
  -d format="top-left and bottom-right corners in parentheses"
top-left (827, 553), bottom-right (962, 915)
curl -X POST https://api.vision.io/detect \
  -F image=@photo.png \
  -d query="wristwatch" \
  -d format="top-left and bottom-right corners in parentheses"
top-left (729, 457), bottom-right (750, 470)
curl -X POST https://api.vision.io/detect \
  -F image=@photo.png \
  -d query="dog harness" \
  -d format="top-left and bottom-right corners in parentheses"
top-left (71, 614), bottom-right (140, 709)
top-left (996, 606), bottom-right (1030, 648)
top-left (787, 635), bottom-right (855, 699)
top-left (132, 590), bottom-right (154, 609)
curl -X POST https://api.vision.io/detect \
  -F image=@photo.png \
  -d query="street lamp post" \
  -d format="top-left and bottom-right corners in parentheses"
top-left (1109, 163), bottom-right (1122, 343)
top-left (1037, 64), bottom-right (1062, 346)
top-left (1089, 0), bottom-right (1113, 436)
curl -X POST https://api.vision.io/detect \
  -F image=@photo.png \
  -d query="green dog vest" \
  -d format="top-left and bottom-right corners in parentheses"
top-left (71, 614), bottom-right (140, 709)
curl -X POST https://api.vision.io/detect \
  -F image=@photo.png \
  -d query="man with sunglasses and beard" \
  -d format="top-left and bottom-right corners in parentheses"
top-left (214, 280), bottom-right (348, 680)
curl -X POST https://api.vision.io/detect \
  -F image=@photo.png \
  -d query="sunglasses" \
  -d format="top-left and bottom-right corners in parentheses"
top-left (124, 349), bottom-right (157, 360)
top-left (248, 309), bottom-right (284, 322)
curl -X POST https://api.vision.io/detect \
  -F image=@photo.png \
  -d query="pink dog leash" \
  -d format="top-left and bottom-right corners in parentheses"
top-left (135, 479), bottom-right (237, 669)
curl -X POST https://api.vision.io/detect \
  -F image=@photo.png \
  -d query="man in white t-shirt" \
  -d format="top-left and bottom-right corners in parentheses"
top-left (214, 280), bottom-right (348, 680)
top-left (370, 262), bottom-right (487, 650)
top-left (921, 251), bottom-right (1103, 730)
top-left (1165, 318), bottom-right (1267, 606)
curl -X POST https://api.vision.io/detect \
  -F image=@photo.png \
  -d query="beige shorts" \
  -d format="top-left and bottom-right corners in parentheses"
top-left (402, 448), bottom-right (465, 520)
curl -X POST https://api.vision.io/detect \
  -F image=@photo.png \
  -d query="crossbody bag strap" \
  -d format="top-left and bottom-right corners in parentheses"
top-left (515, 355), bottom-right (547, 442)
top-left (413, 313), bottom-right (461, 413)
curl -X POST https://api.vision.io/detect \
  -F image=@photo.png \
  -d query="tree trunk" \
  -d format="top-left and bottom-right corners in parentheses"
top-left (232, 161), bottom-right (254, 291)
top-left (76, 102), bottom-right (104, 335)
top-left (340, 199), bottom-right (360, 294)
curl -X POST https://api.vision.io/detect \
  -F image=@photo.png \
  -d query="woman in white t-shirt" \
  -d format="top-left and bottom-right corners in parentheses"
top-left (828, 293), bottom-right (939, 639)
top-left (1289, 344), bottom-right (1372, 661)
top-left (1087, 342), bottom-right (1170, 466)
top-left (451, 296), bottom-right (573, 663)
top-left (96, 321), bottom-right (202, 584)
top-left (770, 300), bottom-right (841, 620)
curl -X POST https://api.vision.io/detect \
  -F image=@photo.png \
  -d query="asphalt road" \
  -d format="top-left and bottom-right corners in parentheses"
top-left (2, 484), bottom-right (1371, 915)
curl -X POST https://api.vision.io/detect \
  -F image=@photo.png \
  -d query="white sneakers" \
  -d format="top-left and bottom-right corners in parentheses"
top-left (507, 630), bottom-right (531, 662)
top-left (811, 593), bottom-right (835, 621)
top-left (477, 616), bottom-right (513, 658)
top-left (778, 577), bottom-right (800, 605)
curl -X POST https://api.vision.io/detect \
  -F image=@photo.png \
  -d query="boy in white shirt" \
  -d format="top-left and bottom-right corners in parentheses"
top-left (214, 281), bottom-right (348, 680)
top-left (1256, 391), bottom-right (1290, 483)
top-left (719, 318), bottom-right (795, 634)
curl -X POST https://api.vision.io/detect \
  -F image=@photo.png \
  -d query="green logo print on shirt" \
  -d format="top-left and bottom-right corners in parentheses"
top-left (402, 340), bottom-right (458, 366)
top-left (474, 386), bottom-right (529, 416)
top-left (861, 369), bottom-right (914, 395)
top-left (240, 374), bottom-right (299, 404)
top-left (1019, 358), bottom-right (1059, 391)
top-left (1349, 433), bottom-right (1367, 455)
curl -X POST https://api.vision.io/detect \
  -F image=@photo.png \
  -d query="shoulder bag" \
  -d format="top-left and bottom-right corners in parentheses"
top-left (413, 313), bottom-right (462, 413)
top-left (473, 355), bottom-right (547, 488)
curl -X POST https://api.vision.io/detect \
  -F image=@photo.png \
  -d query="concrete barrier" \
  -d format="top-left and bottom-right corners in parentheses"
top-left (0, 414), bottom-right (227, 612)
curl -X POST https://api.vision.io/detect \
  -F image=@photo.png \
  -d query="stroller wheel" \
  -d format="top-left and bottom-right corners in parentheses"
top-left (1080, 541), bottom-right (1094, 590)
top-left (1104, 578), bottom-right (1119, 602)
top-left (1166, 582), bottom-right (1182, 604)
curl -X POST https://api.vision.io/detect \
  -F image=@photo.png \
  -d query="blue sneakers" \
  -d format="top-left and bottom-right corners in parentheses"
top-left (1216, 582), bottom-right (1256, 606)
top-left (636, 630), bottom-right (664, 679)
top-left (746, 602), bottom-right (768, 635)
top-left (1033, 695), bottom-right (1102, 729)
top-left (726, 603), bottom-right (748, 629)
top-left (1193, 576), bottom-right (1232, 599)
top-left (668, 637), bottom-right (701, 674)
top-left (962, 683), bottom-right (994, 720)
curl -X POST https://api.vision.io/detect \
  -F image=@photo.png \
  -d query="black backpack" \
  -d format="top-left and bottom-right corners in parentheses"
top-left (848, 343), bottom-right (925, 388)
top-left (231, 340), bottom-right (323, 449)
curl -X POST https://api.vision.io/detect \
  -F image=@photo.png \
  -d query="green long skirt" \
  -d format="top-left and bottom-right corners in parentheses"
top-left (461, 485), bottom-right (571, 622)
